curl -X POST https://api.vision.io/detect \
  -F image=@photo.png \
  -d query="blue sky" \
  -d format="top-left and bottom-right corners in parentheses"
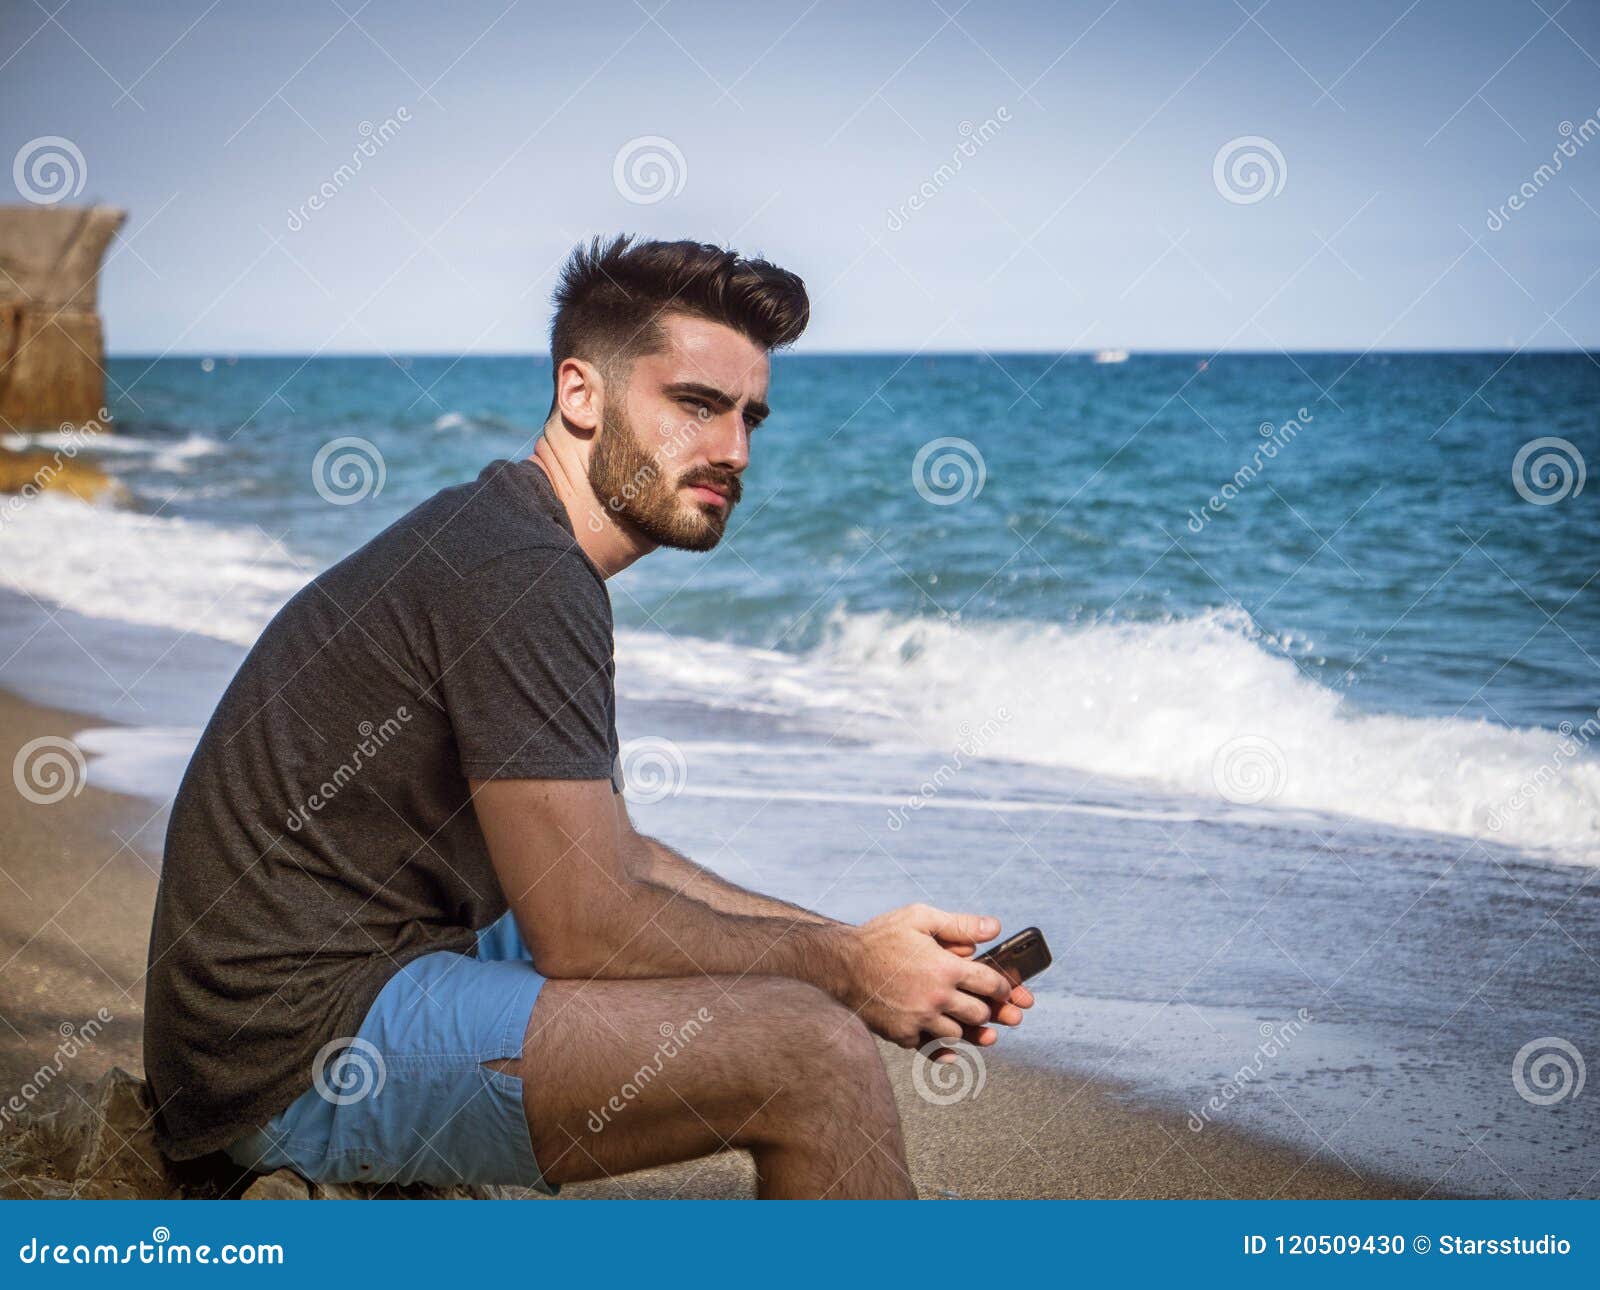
top-left (4, 0), bottom-right (1599, 353)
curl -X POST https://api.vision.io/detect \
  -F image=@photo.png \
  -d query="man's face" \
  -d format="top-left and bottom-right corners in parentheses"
top-left (586, 314), bottom-right (770, 552)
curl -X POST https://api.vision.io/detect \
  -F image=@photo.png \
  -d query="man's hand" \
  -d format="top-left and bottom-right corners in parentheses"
top-left (923, 919), bottom-right (1036, 1057)
top-left (838, 903), bottom-right (1020, 1049)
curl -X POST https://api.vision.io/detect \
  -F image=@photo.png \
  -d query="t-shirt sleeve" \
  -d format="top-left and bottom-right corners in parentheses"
top-left (430, 545), bottom-right (619, 785)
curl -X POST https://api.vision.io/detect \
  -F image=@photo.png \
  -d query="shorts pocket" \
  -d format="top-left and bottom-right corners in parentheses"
top-left (480, 1064), bottom-right (558, 1195)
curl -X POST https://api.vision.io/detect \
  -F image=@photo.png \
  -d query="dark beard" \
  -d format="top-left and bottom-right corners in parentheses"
top-left (587, 402), bottom-right (741, 552)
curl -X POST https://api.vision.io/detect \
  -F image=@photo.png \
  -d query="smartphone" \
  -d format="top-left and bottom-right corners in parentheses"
top-left (976, 925), bottom-right (1052, 988)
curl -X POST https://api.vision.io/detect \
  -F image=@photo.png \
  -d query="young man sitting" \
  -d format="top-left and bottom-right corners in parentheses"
top-left (144, 234), bottom-right (1032, 1200)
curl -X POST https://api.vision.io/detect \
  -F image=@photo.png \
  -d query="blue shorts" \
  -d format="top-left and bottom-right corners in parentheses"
top-left (223, 911), bottom-right (557, 1193)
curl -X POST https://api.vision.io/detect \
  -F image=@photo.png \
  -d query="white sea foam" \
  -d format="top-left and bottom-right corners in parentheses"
top-left (2, 429), bottom-right (225, 471)
top-left (622, 609), bottom-right (1600, 861)
top-left (672, 782), bottom-right (1201, 823)
top-left (0, 496), bottom-right (306, 646)
top-left (76, 726), bottom-right (200, 800)
top-left (431, 411), bottom-right (519, 433)
top-left (816, 609), bottom-right (1600, 860)
top-left (150, 434), bottom-right (225, 473)
top-left (3, 498), bottom-right (1594, 860)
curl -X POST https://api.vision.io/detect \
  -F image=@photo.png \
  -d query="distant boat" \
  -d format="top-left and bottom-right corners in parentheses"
top-left (1093, 348), bottom-right (1129, 364)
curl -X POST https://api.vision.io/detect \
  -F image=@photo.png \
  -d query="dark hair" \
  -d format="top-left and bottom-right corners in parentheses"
top-left (548, 234), bottom-right (809, 406)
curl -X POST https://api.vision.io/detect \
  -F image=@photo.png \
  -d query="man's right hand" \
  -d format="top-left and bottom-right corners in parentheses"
top-left (837, 903), bottom-right (1016, 1048)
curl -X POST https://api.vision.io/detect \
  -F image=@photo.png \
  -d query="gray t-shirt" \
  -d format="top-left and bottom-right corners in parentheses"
top-left (144, 458), bottom-right (620, 1160)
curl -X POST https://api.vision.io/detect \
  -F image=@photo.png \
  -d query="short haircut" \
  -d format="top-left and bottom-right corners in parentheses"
top-left (548, 234), bottom-right (809, 409)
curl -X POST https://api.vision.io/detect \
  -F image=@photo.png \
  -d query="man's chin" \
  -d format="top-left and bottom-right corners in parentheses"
top-left (629, 501), bottom-right (728, 552)
top-left (667, 511), bottom-right (727, 552)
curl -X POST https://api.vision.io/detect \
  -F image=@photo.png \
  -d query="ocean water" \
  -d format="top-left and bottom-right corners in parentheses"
top-left (2, 352), bottom-right (1597, 1196)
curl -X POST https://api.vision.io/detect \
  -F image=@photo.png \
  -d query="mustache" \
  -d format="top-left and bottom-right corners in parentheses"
top-left (678, 467), bottom-right (742, 506)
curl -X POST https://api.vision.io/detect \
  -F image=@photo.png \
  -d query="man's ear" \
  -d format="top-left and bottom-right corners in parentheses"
top-left (554, 356), bottom-right (604, 435)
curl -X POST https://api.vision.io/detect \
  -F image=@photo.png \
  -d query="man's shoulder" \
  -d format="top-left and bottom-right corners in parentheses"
top-left (403, 458), bottom-right (586, 579)
top-left (314, 458), bottom-right (600, 604)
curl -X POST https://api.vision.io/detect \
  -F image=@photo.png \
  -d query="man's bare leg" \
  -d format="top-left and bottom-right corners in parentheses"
top-left (492, 975), bottom-right (913, 1198)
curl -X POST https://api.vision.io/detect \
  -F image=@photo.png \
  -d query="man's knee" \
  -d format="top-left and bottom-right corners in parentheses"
top-left (727, 979), bottom-right (902, 1176)
top-left (737, 979), bottom-right (888, 1099)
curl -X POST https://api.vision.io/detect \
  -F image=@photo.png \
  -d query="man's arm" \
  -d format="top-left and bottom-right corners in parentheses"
top-left (620, 811), bottom-right (840, 926)
top-left (469, 776), bottom-right (1013, 1048)
top-left (617, 803), bottom-right (1032, 1053)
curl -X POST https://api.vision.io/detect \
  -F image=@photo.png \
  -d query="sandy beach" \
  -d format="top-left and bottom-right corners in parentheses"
top-left (0, 687), bottom-right (1425, 1200)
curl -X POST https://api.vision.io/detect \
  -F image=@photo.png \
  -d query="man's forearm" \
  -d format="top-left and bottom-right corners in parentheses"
top-left (476, 779), bottom-right (854, 997)
top-left (627, 830), bottom-right (842, 926)
top-left (540, 868), bottom-right (856, 999)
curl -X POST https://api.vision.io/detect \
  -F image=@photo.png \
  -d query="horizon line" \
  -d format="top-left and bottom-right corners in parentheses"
top-left (105, 346), bottom-right (1599, 360)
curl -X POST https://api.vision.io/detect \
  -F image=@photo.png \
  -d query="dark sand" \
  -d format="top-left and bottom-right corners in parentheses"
top-left (0, 689), bottom-right (1420, 1199)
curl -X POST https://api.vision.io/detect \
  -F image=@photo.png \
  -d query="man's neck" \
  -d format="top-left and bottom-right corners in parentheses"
top-left (529, 434), bottom-right (656, 579)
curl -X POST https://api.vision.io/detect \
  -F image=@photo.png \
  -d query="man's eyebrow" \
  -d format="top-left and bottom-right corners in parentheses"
top-left (665, 381), bottom-right (770, 422)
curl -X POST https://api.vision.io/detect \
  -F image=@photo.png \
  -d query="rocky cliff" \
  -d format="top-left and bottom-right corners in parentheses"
top-left (0, 205), bottom-right (125, 429)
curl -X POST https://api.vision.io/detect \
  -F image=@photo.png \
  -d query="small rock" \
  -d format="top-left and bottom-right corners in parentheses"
top-left (9, 1175), bottom-right (76, 1199)
top-left (242, 1169), bottom-right (310, 1200)
top-left (310, 1178), bottom-right (503, 1200)
top-left (68, 1067), bottom-right (171, 1196)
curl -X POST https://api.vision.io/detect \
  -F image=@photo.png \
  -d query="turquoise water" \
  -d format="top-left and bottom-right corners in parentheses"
top-left (2, 351), bottom-right (1597, 1195)
top-left (69, 352), bottom-right (1600, 725)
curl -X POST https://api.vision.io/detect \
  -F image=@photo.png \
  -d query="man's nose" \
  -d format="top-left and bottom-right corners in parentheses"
top-left (705, 409), bottom-right (749, 473)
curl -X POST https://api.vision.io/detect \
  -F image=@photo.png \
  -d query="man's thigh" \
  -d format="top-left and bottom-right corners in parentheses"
top-left (510, 975), bottom-right (852, 1187)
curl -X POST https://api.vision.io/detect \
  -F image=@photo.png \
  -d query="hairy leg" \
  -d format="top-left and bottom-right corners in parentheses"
top-left (491, 975), bottom-right (912, 1199)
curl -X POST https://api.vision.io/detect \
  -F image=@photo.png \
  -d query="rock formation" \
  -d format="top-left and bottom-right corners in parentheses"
top-left (0, 448), bottom-right (119, 502)
top-left (0, 205), bottom-right (124, 430)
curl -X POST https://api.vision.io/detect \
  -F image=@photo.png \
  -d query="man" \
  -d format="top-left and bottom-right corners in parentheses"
top-left (144, 234), bottom-right (1032, 1200)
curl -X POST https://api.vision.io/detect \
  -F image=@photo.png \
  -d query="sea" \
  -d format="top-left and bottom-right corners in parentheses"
top-left (2, 351), bottom-right (1597, 1197)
